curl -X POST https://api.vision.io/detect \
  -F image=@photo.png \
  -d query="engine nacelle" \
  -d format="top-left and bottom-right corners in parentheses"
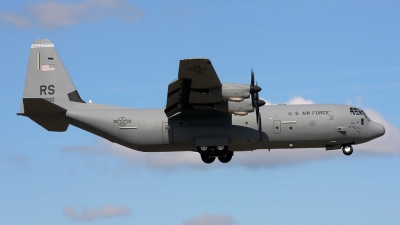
top-left (209, 83), bottom-right (251, 102)
top-left (213, 99), bottom-right (254, 115)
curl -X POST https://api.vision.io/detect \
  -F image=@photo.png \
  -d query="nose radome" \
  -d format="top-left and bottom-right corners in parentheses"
top-left (368, 121), bottom-right (385, 139)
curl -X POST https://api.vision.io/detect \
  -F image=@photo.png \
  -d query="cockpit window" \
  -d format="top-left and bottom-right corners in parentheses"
top-left (350, 107), bottom-right (358, 115)
top-left (350, 107), bottom-right (370, 121)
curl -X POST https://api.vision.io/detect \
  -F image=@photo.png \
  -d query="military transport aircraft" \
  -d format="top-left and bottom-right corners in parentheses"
top-left (18, 39), bottom-right (385, 164)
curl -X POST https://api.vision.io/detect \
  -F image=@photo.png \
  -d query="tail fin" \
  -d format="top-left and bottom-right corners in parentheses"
top-left (19, 39), bottom-right (85, 131)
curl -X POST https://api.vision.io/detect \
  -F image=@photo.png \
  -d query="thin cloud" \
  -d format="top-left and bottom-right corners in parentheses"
top-left (183, 214), bottom-right (235, 225)
top-left (7, 154), bottom-right (29, 171)
top-left (287, 96), bottom-right (314, 104)
top-left (1, 12), bottom-right (31, 28)
top-left (62, 97), bottom-right (400, 170)
top-left (63, 141), bottom-right (206, 170)
top-left (1, 0), bottom-right (142, 29)
top-left (261, 96), bottom-right (313, 105)
top-left (358, 108), bottom-right (400, 154)
top-left (63, 204), bottom-right (132, 221)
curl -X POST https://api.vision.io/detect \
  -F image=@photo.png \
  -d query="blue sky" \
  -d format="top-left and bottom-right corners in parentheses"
top-left (1, 1), bottom-right (400, 224)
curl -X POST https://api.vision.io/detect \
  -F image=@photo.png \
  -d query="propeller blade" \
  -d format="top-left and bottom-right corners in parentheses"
top-left (251, 69), bottom-right (254, 86)
top-left (255, 92), bottom-right (259, 124)
top-left (251, 93), bottom-right (255, 108)
top-left (258, 113), bottom-right (262, 140)
top-left (256, 105), bottom-right (259, 123)
top-left (255, 90), bottom-right (259, 101)
top-left (250, 70), bottom-right (261, 94)
top-left (250, 69), bottom-right (255, 108)
top-left (251, 73), bottom-right (262, 125)
top-left (254, 83), bottom-right (265, 106)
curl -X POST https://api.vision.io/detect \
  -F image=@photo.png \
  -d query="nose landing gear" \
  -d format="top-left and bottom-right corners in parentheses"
top-left (342, 145), bottom-right (353, 156)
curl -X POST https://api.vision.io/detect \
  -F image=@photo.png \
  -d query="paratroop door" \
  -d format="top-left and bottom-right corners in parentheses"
top-left (273, 120), bottom-right (281, 134)
top-left (162, 122), bottom-right (173, 143)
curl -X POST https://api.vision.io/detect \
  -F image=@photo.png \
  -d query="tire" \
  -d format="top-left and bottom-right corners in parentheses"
top-left (342, 145), bottom-right (353, 156)
top-left (201, 154), bottom-right (215, 164)
top-left (218, 151), bottom-right (233, 163)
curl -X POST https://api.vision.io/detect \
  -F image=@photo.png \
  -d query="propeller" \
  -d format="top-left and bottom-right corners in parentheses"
top-left (258, 111), bottom-right (262, 140)
top-left (250, 70), bottom-right (264, 124)
top-left (255, 91), bottom-right (260, 122)
top-left (249, 70), bottom-right (264, 140)
top-left (250, 69), bottom-right (261, 94)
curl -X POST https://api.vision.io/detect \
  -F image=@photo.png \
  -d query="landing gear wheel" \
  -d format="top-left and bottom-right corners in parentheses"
top-left (218, 151), bottom-right (234, 163)
top-left (216, 146), bottom-right (228, 154)
top-left (201, 154), bottom-right (215, 164)
top-left (216, 146), bottom-right (225, 151)
top-left (342, 145), bottom-right (353, 156)
top-left (197, 146), bottom-right (210, 154)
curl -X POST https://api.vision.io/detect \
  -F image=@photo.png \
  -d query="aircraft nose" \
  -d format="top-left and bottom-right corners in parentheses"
top-left (368, 121), bottom-right (385, 139)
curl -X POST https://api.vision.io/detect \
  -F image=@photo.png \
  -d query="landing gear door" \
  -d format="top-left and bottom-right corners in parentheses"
top-left (162, 122), bottom-right (173, 143)
top-left (273, 120), bottom-right (281, 134)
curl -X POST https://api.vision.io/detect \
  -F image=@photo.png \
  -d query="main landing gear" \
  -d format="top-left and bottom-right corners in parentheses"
top-left (197, 146), bottom-right (233, 164)
top-left (342, 145), bottom-right (353, 156)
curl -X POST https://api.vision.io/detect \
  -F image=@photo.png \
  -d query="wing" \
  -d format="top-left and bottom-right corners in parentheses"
top-left (165, 58), bottom-right (224, 117)
top-left (178, 58), bottom-right (221, 89)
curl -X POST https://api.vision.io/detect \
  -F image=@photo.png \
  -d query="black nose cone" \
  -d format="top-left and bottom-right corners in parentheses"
top-left (257, 99), bottom-right (266, 106)
top-left (250, 86), bottom-right (261, 93)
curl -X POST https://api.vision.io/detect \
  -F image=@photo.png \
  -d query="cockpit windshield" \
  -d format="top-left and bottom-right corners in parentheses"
top-left (350, 107), bottom-right (370, 121)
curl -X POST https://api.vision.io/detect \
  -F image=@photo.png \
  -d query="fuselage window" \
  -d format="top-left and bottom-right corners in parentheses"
top-left (361, 118), bottom-right (364, 125)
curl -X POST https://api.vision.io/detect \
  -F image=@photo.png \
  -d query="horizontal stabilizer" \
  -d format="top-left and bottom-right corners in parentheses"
top-left (29, 117), bottom-right (69, 132)
top-left (21, 98), bottom-right (66, 115)
top-left (19, 98), bottom-right (69, 132)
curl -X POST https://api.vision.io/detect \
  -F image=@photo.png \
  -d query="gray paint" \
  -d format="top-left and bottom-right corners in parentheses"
top-left (18, 40), bottom-right (386, 163)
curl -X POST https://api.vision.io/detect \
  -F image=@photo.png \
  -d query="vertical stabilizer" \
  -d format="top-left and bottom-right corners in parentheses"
top-left (19, 39), bottom-right (85, 131)
top-left (20, 39), bottom-right (84, 114)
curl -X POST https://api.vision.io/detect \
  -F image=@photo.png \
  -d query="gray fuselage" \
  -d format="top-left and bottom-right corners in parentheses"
top-left (65, 103), bottom-right (384, 153)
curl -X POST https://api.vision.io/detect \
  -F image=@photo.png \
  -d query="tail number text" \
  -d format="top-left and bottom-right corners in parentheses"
top-left (40, 85), bottom-right (55, 95)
